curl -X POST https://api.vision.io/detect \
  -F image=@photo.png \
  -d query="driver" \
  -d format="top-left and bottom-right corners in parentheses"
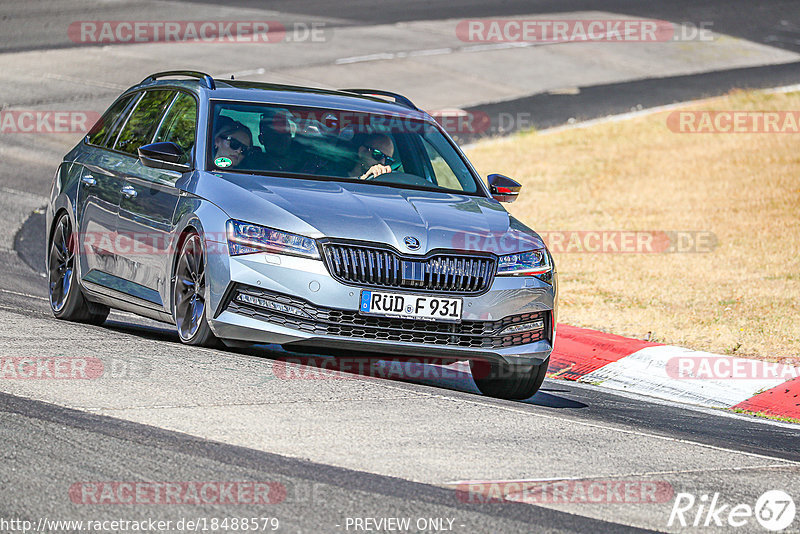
top-left (348, 133), bottom-right (395, 179)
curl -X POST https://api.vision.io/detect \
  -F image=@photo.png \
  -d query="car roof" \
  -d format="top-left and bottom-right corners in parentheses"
top-left (131, 76), bottom-right (430, 118)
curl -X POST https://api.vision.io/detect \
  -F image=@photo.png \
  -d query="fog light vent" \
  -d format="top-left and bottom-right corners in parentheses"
top-left (236, 293), bottom-right (311, 318)
top-left (499, 319), bottom-right (544, 336)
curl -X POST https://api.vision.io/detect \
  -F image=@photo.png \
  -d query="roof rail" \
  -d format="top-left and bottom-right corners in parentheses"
top-left (140, 71), bottom-right (216, 90)
top-left (340, 88), bottom-right (419, 111)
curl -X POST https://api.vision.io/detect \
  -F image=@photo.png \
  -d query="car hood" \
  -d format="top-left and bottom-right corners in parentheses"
top-left (188, 172), bottom-right (544, 255)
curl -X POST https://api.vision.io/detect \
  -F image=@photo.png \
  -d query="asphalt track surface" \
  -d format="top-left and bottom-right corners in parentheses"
top-left (4, 0), bottom-right (800, 54)
top-left (1, 1), bottom-right (800, 533)
top-left (459, 61), bottom-right (800, 142)
top-left (1, 392), bottom-right (650, 534)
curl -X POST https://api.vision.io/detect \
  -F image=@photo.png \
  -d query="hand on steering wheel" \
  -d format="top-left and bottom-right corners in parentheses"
top-left (360, 164), bottom-right (392, 180)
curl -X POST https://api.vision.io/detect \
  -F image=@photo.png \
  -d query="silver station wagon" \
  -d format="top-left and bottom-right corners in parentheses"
top-left (47, 71), bottom-right (557, 399)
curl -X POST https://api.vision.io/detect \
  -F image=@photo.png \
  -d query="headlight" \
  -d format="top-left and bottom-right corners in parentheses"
top-left (497, 249), bottom-right (551, 276)
top-left (226, 220), bottom-right (320, 259)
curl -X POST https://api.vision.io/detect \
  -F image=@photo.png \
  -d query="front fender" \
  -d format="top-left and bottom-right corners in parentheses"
top-left (47, 162), bottom-right (79, 269)
top-left (164, 195), bottom-right (231, 318)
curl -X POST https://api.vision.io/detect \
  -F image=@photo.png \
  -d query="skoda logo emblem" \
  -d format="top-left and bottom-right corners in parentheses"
top-left (404, 236), bottom-right (420, 250)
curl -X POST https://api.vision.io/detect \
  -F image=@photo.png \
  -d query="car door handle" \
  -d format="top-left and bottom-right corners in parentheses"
top-left (81, 175), bottom-right (96, 186)
top-left (121, 185), bottom-right (138, 198)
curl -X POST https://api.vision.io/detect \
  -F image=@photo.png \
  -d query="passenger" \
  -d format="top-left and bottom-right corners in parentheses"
top-left (247, 111), bottom-right (296, 171)
top-left (211, 120), bottom-right (253, 169)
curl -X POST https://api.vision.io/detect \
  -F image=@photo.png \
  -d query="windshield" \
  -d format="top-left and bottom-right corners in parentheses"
top-left (207, 101), bottom-right (481, 194)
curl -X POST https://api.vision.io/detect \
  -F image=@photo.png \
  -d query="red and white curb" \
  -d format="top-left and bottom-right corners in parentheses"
top-left (549, 324), bottom-right (800, 420)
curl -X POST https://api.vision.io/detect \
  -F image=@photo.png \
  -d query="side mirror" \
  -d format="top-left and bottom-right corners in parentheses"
top-left (138, 142), bottom-right (192, 173)
top-left (487, 174), bottom-right (521, 203)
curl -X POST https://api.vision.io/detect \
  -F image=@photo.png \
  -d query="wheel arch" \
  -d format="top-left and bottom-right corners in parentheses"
top-left (47, 196), bottom-right (77, 253)
top-left (168, 220), bottom-right (203, 316)
top-left (46, 206), bottom-right (78, 281)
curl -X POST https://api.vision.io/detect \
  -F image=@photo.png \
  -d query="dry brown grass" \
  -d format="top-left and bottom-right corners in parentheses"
top-left (466, 89), bottom-right (800, 363)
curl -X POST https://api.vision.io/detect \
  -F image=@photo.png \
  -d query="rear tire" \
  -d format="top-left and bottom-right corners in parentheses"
top-left (173, 231), bottom-right (218, 347)
top-left (47, 212), bottom-right (109, 325)
top-left (470, 357), bottom-right (549, 400)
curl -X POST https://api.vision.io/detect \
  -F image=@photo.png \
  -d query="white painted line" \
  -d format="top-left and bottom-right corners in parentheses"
top-left (43, 73), bottom-right (127, 91)
top-left (0, 287), bottom-right (47, 301)
top-left (0, 289), bottom-right (165, 326)
top-left (562, 378), bottom-right (800, 430)
top-left (219, 68), bottom-right (266, 78)
top-left (0, 187), bottom-right (48, 204)
top-left (336, 41), bottom-right (539, 64)
top-left (461, 42), bottom-right (534, 53)
top-left (536, 97), bottom-right (724, 136)
top-left (539, 83), bottom-right (800, 135)
top-left (413, 386), bottom-right (800, 464)
top-left (461, 82), bottom-right (800, 151)
top-left (334, 23), bottom-right (659, 65)
top-left (407, 47), bottom-right (453, 57)
top-left (445, 463), bottom-right (794, 486)
top-left (0, 288), bottom-right (161, 324)
top-left (109, 310), bottom-right (150, 321)
top-left (764, 83), bottom-right (800, 94)
top-left (335, 52), bottom-right (396, 64)
top-left (580, 346), bottom-right (794, 408)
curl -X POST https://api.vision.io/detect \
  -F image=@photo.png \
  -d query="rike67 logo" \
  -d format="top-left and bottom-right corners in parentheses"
top-left (669, 490), bottom-right (796, 531)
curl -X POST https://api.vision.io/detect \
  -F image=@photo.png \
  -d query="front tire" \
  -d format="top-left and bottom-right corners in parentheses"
top-left (173, 232), bottom-right (218, 347)
top-left (470, 358), bottom-right (549, 400)
top-left (47, 212), bottom-right (109, 325)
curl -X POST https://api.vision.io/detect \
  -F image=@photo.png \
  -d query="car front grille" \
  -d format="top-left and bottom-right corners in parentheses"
top-left (321, 243), bottom-right (496, 295)
top-left (223, 285), bottom-right (547, 349)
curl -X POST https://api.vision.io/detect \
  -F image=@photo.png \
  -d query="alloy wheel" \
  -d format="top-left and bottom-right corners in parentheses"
top-left (174, 234), bottom-right (206, 341)
top-left (48, 214), bottom-right (75, 313)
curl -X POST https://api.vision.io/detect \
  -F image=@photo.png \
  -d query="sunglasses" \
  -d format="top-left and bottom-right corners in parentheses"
top-left (365, 146), bottom-right (395, 165)
top-left (222, 135), bottom-right (252, 154)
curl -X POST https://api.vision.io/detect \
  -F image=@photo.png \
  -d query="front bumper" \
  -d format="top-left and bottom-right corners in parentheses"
top-left (205, 247), bottom-right (556, 367)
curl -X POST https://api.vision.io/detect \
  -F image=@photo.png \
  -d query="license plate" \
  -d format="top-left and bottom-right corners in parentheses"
top-left (359, 290), bottom-right (462, 323)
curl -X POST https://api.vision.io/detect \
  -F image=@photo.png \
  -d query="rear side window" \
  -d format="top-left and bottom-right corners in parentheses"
top-left (114, 90), bottom-right (175, 156)
top-left (86, 94), bottom-right (136, 147)
top-left (153, 92), bottom-right (197, 164)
